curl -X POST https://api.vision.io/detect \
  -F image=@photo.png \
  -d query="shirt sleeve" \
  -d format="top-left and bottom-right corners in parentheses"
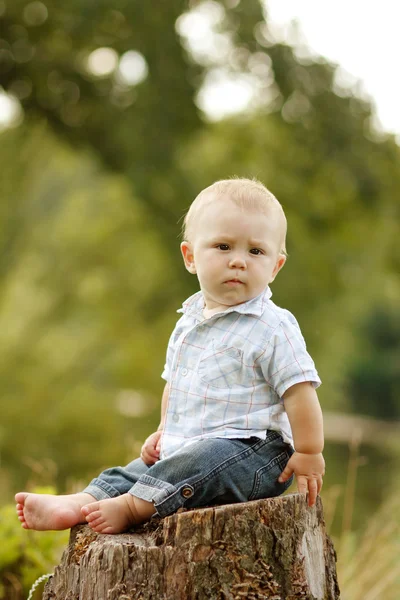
top-left (258, 317), bottom-right (321, 398)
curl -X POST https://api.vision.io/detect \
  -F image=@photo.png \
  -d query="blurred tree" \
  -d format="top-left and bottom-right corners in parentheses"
top-left (175, 95), bottom-right (400, 409)
top-left (0, 1), bottom-right (265, 236)
top-left (0, 124), bottom-right (177, 492)
top-left (2, 0), bottom-right (398, 251)
top-left (347, 306), bottom-right (400, 419)
top-left (0, 0), bottom-right (399, 497)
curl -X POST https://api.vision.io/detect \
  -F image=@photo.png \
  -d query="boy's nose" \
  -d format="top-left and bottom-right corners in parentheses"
top-left (229, 255), bottom-right (246, 269)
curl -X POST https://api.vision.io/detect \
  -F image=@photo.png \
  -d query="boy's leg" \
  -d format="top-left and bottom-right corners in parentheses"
top-left (15, 492), bottom-right (96, 531)
top-left (79, 457), bottom-right (157, 533)
top-left (78, 457), bottom-right (158, 533)
top-left (82, 494), bottom-right (156, 534)
top-left (132, 432), bottom-right (293, 517)
top-left (82, 457), bottom-right (149, 500)
top-left (82, 432), bottom-right (293, 534)
top-left (15, 457), bottom-right (149, 531)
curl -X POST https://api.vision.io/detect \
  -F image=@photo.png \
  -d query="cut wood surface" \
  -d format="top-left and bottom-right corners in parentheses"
top-left (43, 494), bottom-right (340, 600)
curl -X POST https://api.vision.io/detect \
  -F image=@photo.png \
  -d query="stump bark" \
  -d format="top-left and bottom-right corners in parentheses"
top-left (43, 494), bottom-right (340, 600)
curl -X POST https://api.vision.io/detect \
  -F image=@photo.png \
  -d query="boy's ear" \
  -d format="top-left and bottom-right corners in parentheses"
top-left (181, 241), bottom-right (197, 274)
top-left (269, 254), bottom-right (286, 283)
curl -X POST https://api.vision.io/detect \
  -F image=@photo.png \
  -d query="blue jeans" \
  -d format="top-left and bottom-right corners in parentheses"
top-left (83, 430), bottom-right (294, 517)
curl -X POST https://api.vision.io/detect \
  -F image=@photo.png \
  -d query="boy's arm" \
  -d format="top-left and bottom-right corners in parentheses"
top-left (141, 383), bottom-right (170, 465)
top-left (279, 382), bottom-right (325, 507)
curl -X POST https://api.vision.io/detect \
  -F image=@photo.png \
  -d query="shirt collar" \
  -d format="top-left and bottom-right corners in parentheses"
top-left (177, 287), bottom-right (272, 321)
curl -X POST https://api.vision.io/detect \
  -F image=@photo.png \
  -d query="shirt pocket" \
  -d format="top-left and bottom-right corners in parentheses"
top-left (198, 342), bottom-right (247, 389)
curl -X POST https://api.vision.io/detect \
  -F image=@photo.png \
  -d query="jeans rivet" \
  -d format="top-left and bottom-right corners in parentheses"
top-left (181, 486), bottom-right (193, 498)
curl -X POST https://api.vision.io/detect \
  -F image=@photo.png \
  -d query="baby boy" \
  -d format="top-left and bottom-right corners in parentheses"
top-left (16, 178), bottom-right (324, 534)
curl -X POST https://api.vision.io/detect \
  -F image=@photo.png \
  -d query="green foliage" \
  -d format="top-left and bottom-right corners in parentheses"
top-left (348, 306), bottom-right (400, 419)
top-left (0, 506), bottom-right (21, 571)
top-left (0, 0), bottom-right (398, 492)
top-left (0, 491), bottom-right (68, 600)
top-left (0, 125), bottom-right (174, 492)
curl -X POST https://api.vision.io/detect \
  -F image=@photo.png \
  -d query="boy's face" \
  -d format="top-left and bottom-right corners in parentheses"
top-left (181, 196), bottom-right (286, 315)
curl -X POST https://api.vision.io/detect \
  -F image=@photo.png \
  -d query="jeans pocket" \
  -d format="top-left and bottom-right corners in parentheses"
top-left (249, 450), bottom-right (293, 500)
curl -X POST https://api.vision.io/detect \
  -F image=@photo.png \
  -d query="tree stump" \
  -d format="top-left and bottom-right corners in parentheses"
top-left (42, 494), bottom-right (340, 600)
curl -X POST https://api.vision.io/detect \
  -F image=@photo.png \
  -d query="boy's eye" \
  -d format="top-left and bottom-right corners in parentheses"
top-left (250, 248), bottom-right (264, 255)
top-left (216, 244), bottom-right (230, 251)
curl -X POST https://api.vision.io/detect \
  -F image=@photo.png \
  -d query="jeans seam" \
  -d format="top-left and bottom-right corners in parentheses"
top-left (154, 488), bottom-right (187, 516)
top-left (85, 479), bottom-right (121, 499)
top-left (249, 450), bottom-right (291, 500)
top-left (137, 474), bottom-right (175, 492)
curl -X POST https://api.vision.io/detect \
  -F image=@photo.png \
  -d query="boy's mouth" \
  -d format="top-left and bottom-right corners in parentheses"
top-left (224, 279), bottom-right (244, 285)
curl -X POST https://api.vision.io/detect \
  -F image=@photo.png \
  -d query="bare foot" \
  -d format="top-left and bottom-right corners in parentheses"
top-left (15, 492), bottom-right (96, 531)
top-left (82, 494), bottom-right (155, 534)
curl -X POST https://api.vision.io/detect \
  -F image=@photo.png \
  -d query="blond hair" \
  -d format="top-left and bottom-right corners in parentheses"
top-left (182, 178), bottom-right (287, 254)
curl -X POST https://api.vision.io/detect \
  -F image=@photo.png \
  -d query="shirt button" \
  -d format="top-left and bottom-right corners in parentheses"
top-left (181, 368), bottom-right (188, 376)
top-left (172, 413), bottom-right (180, 423)
top-left (181, 485), bottom-right (194, 499)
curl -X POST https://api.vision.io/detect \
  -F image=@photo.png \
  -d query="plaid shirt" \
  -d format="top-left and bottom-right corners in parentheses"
top-left (160, 287), bottom-right (321, 458)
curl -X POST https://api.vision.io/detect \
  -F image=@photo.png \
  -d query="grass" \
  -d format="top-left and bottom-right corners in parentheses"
top-left (323, 430), bottom-right (400, 600)
top-left (336, 494), bottom-right (400, 600)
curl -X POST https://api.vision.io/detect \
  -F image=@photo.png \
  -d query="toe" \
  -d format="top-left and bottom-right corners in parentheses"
top-left (84, 510), bottom-right (102, 523)
top-left (87, 515), bottom-right (105, 528)
top-left (89, 520), bottom-right (105, 532)
top-left (101, 526), bottom-right (115, 534)
top-left (15, 492), bottom-right (28, 504)
top-left (81, 502), bottom-right (100, 517)
top-left (91, 522), bottom-right (113, 534)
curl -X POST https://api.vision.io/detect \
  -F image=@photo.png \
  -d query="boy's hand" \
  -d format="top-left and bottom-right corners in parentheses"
top-left (140, 430), bottom-right (162, 465)
top-left (278, 452), bottom-right (325, 507)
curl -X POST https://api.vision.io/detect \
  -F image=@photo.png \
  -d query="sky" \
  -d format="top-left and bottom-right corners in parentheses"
top-left (264, 0), bottom-right (400, 138)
